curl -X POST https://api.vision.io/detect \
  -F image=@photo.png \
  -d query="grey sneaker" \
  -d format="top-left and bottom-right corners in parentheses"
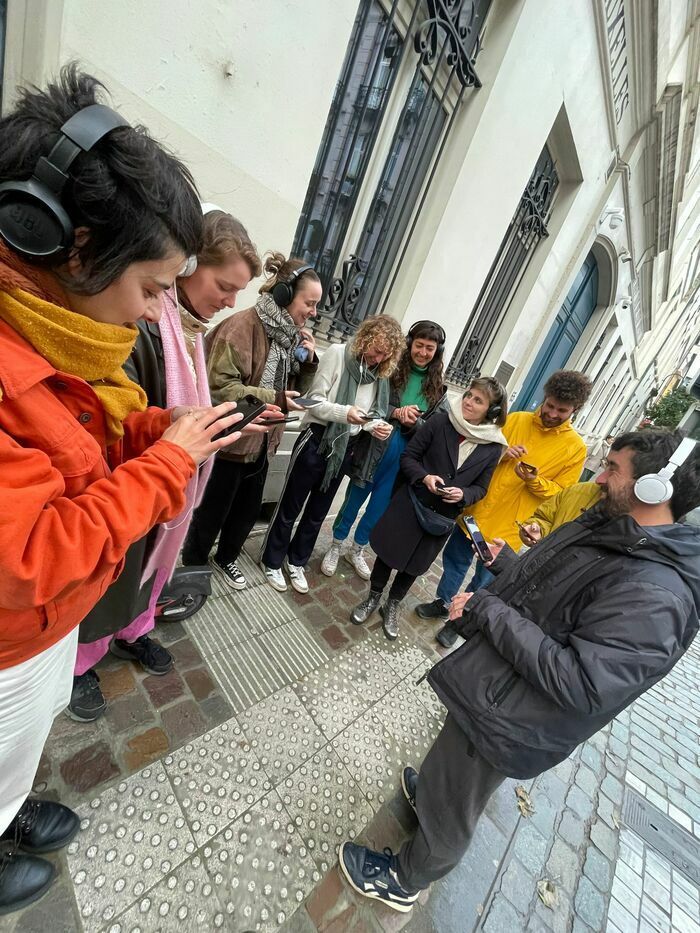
top-left (350, 590), bottom-right (382, 625)
top-left (321, 542), bottom-right (341, 576)
top-left (345, 544), bottom-right (371, 580)
top-left (380, 598), bottom-right (401, 640)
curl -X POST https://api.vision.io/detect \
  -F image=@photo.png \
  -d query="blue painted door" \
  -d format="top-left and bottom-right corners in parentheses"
top-left (514, 252), bottom-right (599, 412)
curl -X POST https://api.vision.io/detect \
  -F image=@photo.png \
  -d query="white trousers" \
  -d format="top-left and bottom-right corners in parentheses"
top-left (0, 628), bottom-right (78, 833)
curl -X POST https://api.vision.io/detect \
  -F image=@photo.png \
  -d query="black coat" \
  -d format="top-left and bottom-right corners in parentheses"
top-left (428, 506), bottom-right (700, 778)
top-left (370, 412), bottom-right (502, 576)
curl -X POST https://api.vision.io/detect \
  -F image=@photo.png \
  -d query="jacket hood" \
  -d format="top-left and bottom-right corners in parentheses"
top-left (580, 506), bottom-right (700, 608)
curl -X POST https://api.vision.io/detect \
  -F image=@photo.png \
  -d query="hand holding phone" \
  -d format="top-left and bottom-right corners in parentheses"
top-left (516, 520), bottom-right (540, 546)
top-left (212, 395), bottom-right (267, 441)
top-left (462, 515), bottom-right (494, 563)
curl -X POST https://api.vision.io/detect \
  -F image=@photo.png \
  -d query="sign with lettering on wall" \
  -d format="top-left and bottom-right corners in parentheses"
top-left (605, 0), bottom-right (630, 125)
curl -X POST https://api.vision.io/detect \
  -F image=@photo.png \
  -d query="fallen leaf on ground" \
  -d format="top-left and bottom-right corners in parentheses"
top-left (515, 784), bottom-right (535, 818)
top-left (537, 879), bottom-right (558, 909)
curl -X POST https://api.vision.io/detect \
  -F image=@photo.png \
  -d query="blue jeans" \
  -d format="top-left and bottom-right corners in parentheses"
top-left (333, 430), bottom-right (407, 546)
top-left (436, 526), bottom-right (494, 607)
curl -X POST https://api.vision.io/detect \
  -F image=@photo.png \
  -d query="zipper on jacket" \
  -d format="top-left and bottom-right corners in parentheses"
top-left (488, 674), bottom-right (517, 711)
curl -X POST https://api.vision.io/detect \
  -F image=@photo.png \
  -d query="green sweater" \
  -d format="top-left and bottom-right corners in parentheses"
top-left (400, 363), bottom-right (429, 411)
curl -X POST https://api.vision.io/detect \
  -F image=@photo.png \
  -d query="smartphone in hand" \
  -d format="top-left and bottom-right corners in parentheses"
top-left (212, 394), bottom-right (267, 441)
top-left (519, 460), bottom-right (538, 475)
top-left (463, 515), bottom-right (493, 563)
top-left (434, 481), bottom-right (449, 497)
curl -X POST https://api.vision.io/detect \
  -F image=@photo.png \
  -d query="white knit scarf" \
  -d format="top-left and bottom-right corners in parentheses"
top-left (447, 395), bottom-right (508, 466)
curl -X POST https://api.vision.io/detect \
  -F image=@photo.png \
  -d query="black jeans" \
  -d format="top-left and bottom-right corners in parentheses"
top-left (182, 447), bottom-right (268, 567)
top-left (370, 557), bottom-right (416, 601)
top-left (261, 425), bottom-right (353, 569)
top-left (397, 715), bottom-right (505, 890)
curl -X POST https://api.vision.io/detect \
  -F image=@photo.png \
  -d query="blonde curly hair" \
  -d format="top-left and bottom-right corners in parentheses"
top-left (352, 315), bottom-right (404, 378)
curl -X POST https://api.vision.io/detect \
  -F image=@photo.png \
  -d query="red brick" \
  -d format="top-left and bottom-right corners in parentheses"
top-left (105, 693), bottom-right (156, 734)
top-left (142, 669), bottom-right (186, 707)
top-left (99, 664), bottom-right (137, 701)
top-left (161, 699), bottom-right (207, 746)
top-left (183, 667), bottom-right (217, 700)
top-left (167, 637), bottom-right (202, 671)
top-left (60, 742), bottom-right (119, 792)
top-left (123, 727), bottom-right (169, 770)
top-left (321, 624), bottom-right (350, 650)
top-left (306, 868), bottom-right (346, 928)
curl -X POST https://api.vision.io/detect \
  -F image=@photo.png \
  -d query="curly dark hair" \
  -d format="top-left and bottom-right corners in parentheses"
top-left (391, 321), bottom-right (445, 409)
top-left (543, 370), bottom-right (593, 410)
top-left (0, 63), bottom-right (202, 293)
top-left (612, 429), bottom-right (700, 520)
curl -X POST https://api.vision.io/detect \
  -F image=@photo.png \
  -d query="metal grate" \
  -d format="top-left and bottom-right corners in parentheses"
top-left (622, 788), bottom-right (700, 886)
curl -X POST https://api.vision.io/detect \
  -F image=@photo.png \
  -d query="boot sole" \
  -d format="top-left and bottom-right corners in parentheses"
top-left (338, 843), bottom-right (415, 913)
top-left (0, 862), bottom-right (56, 914)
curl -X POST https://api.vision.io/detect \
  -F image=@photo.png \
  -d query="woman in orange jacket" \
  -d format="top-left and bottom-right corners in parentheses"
top-left (0, 67), bottom-right (247, 915)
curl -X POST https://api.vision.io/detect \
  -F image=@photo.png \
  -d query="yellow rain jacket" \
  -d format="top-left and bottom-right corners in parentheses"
top-left (457, 409), bottom-right (587, 548)
top-left (525, 481), bottom-right (602, 538)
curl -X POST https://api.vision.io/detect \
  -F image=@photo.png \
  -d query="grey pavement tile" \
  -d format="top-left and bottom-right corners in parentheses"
top-left (104, 854), bottom-right (226, 932)
top-left (547, 837), bottom-right (581, 892)
top-left (584, 844), bottom-right (612, 892)
top-left (512, 822), bottom-right (549, 876)
top-left (372, 678), bottom-right (442, 767)
top-left (239, 685), bottom-right (327, 787)
top-left (365, 630), bottom-right (430, 680)
top-left (163, 718), bottom-right (270, 847)
top-left (606, 896), bottom-right (638, 933)
top-left (277, 746), bottom-right (374, 875)
top-left (331, 709), bottom-right (406, 812)
top-left (483, 893), bottom-right (522, 932)
top-left (641, 895), bottom-right (671, 933)
top-left (293, 658), bottom-right (369, 740)
top-left (671, 904), bottom-right (700, 933)
top-left (486, 778), bottom-right (531, 839)
top-left (203, 791), bottom-right (321, 932)
top-left (498, 856), bottom-right (535, 914)
top-left (574, 876), bottom-right (605, 929)
top-left (209, 618), bottom-right (331, 715)
top-left (65, 762), bottom-right (196, 932)
top-left (558, 808), bottom-right (586, 850)
top-left (335, 637), bottom-right (402, 703)
top-left (646, 871), bottom-right (673, 913)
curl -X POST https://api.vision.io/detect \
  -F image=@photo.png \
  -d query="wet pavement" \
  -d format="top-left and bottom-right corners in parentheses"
top-left (3, 521), bottom-right (700, 933)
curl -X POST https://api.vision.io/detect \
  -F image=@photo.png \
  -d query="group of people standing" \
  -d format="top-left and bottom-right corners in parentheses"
top-left (2, 65), bottom-right (700, 923)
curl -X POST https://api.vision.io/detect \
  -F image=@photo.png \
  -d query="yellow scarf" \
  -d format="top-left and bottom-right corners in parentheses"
top-left (0, 286), bottom-right (146, 444)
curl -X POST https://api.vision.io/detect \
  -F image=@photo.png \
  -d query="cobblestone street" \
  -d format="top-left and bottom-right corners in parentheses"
top-left (2, 520), bottom-right (700, 933)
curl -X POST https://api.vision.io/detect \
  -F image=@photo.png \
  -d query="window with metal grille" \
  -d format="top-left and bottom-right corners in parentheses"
top-left (446, 144), bottom-right (559, 386)
top-left (293, 0), bottom-right (491, 340)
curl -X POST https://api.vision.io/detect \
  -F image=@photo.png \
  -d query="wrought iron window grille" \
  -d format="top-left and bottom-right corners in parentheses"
top-left (445, 146), bottom-right (560, 387)
top-left (292, 0), bottom-right (490, 342)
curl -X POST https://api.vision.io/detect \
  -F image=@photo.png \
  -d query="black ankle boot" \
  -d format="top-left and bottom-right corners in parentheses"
top-left (436, 621), bottom-right (459, 648)
top-left (350, 590), bottom-right (383, 625)
top-left (1, 799), bottom-right (80, 854)
top-left (0, 849), bottom-right (55, 916)
top-left (380, 598), bottom-right (401, 640)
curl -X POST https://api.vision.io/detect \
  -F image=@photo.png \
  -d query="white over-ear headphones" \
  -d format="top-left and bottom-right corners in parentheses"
top-left (634, 437), bottom-right (697, 505)
top-left (179, 202), bottom-right (226, 277)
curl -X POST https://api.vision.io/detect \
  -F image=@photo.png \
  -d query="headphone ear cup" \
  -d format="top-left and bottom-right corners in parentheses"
top-left (0, 181), bottom-right (73, 261)
top-left (271, 281), bottom-right (292, 308)
top-left (634, 473), bottom-right (674, 505)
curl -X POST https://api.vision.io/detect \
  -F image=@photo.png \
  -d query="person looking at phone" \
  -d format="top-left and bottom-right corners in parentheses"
top-left (339, 429), bottom-right (700, 912)
top-left (260, 315), bottom-right (404, 593)
top-left (415, 370), bottom-right (592, 647)
top-left (181, 252), bottom-right (321, 590)
top-left (68, 207), bottom-right (266, 722)
top-left (321, 320), bottom-right (448, 581)
top-left (349, 378), bottom-right (507, 639)
top-left (0, 67), bottom-right (251, 913)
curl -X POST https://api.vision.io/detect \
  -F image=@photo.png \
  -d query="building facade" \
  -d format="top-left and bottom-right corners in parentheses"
top-left (2, 0), bottom-right (700, 449)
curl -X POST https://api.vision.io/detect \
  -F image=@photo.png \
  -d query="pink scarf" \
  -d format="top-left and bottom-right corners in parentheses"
top-left (140, 287), bottom-right (213, 586)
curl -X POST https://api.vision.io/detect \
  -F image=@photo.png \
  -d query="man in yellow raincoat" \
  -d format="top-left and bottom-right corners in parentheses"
top-left (415, 370), bottom-right (592, 647)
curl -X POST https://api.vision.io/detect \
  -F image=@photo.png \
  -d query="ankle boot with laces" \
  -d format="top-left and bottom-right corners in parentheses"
top-left (380, 597), bottom-right (401, 640)
top-left (350, 590), bottom-right (382, 625)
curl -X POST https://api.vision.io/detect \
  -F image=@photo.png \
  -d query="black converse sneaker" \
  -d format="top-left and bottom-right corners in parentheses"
top-left (211, 558), bottom-right (247, 590)
top-left (339, 841), bottom-right (420, 913)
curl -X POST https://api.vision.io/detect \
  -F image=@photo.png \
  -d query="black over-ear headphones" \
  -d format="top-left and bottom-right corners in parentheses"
top-left (466, 376), bottom-right (505, 422)
top-left (0, 104), bottom-right (130, 262)
top-left (407, 319), bottom-right (446, 352)
top-left (271, 264), bottom-right (314, 308)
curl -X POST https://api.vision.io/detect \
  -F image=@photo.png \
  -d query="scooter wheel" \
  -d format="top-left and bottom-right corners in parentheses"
top-left (158, 592), bottom-right (208, 622)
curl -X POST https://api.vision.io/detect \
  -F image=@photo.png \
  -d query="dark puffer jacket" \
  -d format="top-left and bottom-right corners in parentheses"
top-left (428, 506), bottom-right (700, 778)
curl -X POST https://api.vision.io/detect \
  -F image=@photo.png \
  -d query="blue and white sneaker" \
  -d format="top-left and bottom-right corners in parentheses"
top-left (401, 766), bottom-right (418, 814)
top-left (339, 841), bottom-right (420, 913)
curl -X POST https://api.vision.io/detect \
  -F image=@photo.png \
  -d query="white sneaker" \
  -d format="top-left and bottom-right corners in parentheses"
top-left (285, 560), bottom-right (309, 594)
top-left (321, 542), bottom-right (341, 576)
top-left (345, 545), bottom-right (371, 580)
top-left (263, 564), bottom-right (287, 592)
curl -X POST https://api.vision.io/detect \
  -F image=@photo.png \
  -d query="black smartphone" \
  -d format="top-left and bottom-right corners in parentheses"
top-left (435, 481), bottom-right (448, 496)
top-left (357, 411), bottom-right (373, 422)
top-left (212, 394), bottom-right (266, 441)
top-left (260, 414), bottom-right (300, 425)
top-left (292, 397), bottom-right (323, 409)
top-left (463, 514), bottom-right (493, 563)
top-left (519, 460), bottom-right (538, 474)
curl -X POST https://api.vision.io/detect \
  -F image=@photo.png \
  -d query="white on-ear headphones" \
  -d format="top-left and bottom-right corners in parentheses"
top-left (634, 437), bottom-right (697, 505)
top-left (179, 202), bottom-right (226, 278)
